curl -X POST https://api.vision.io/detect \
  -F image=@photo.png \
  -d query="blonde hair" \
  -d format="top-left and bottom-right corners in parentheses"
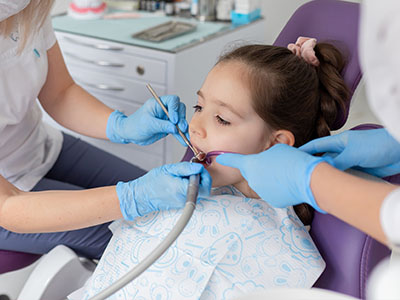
top-left (0, 0), bottom-right (54, 51)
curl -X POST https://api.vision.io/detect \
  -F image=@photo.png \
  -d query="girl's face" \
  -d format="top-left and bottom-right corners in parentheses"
top-left (189, 61), bottom-right (273, 196)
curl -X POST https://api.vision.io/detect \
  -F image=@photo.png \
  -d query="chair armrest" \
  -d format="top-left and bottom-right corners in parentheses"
top-left (18, 245), bottom-right (96, 300)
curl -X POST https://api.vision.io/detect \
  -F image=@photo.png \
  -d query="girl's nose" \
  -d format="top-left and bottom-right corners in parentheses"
top-left (189, 117), bottom-right (206, 139)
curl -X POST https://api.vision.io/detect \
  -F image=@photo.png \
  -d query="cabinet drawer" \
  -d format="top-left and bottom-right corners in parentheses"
top-left (79, 136), bottom-right (164, 171)
top-left (68, 65), bottom-right (166, 105)
top-left (58, 35), bottom-right (167, 85)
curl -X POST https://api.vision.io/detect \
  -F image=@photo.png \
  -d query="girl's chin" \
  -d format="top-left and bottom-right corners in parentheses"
top-left (208, 171), bottom-right (235, 188)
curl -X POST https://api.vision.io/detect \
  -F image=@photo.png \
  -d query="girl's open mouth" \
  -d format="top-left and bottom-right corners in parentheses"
top-left (190, 150), bottom-right (238, 168)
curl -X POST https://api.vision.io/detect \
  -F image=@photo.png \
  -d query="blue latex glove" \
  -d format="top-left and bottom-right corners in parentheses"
top-left (300, 128), bottom-right (400, 177)
top-left (117, 162), bottom-right (212, 220)
top-left (216, 144), bottom-right (328, 213)
top-left (106, 95), bottom-right (189, 146)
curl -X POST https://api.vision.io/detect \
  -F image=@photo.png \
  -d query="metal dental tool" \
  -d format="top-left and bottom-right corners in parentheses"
top-left (191, 150), bottom-right (237, 166)
top-left (146, 84), bottom-right (206, 161)
top-left (89, 85), bottom-right (204, 300)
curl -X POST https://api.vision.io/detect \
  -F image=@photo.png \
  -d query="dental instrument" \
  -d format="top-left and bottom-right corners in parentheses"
top-left (191, 150), bottom-right (236, 165)
top-left (146, 84), bottom-right (206, 161)
top-left (89, 174), bottom-right (200, 300)
top-left (88, 86), bottom-right (205, 300)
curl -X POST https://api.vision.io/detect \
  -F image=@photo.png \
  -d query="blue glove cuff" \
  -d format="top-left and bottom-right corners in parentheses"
top-left (116, 181), bottom-right (140, 221)
top-left (304, 157), bottom-right (327, 214)
top-left (106, 110), bottom-right (129, 144)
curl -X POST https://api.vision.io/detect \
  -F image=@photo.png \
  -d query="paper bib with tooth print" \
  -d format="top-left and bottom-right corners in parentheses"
top-left (76, 185), bottom-right (325, 300)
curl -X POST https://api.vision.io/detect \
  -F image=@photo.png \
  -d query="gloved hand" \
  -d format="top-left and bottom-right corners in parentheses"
top-left (106, 95), bottom-right (189, 146)
top-left (300, 128), bottom-right (400, 177)
top-left (117, 162), bottom-right (212, 220)
top-left (216, 144), bottom-right (328, 213)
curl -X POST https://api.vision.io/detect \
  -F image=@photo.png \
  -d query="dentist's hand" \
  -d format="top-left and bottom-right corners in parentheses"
top-left (300, 128), bottom-right (400, 177)
top-left (106, 95), bottom-right (189, 146)
top-left (216, 144), bottom-right (328, 213)
top-left (117, 162), bottom-right (212, 220)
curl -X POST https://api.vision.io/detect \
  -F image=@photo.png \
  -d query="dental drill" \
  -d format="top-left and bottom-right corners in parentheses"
top-left (88, 174), bottom-right (200, 300)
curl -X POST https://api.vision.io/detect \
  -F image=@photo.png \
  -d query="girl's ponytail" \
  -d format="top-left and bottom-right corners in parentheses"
top-left (314, 43), bottom-right (350, 137)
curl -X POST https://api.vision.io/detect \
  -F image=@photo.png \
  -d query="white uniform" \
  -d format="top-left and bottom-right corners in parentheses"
top-left (360, 0), bottom-right (400, 244)
top-left (0, 16), bottom-right (62, 191)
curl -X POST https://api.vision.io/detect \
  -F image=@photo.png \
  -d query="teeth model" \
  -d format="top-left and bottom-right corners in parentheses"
top-left (68, 0), bottom-right (107, 19)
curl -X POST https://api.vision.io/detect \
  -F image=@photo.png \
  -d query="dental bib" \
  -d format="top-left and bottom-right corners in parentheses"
top-left (78, 186), bottom-right (325, 300)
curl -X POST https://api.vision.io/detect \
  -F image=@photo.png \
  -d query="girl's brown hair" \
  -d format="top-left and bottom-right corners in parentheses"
top-left (217, 43), bottom-right (350, 224)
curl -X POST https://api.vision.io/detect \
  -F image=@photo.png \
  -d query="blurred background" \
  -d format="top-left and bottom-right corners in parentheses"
top-left (51, 0), bottom-right (376, 134)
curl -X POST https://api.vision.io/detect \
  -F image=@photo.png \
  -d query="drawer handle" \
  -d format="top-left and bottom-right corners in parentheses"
top-left (136, 65), bottom-right (145, 76)
top-left (63, 36), bottom-right (124, 51)
top-left (64, 51), bottom-right (125, 67)
top-left (80, 81), bottom-right (125, 91)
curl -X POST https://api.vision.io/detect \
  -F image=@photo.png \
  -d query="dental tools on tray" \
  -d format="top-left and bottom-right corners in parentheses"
top-left (132, 21), bottom-right (197, 43)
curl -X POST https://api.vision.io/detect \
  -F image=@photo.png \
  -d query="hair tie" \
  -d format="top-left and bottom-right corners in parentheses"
top-left (287, 37), bottom-right (320, 67)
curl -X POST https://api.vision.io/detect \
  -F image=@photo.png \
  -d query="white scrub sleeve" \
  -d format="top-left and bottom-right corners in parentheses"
top-left (42, 15), bottom-right (57, 50)
top-left (381, 187), bottom-right (400, 245)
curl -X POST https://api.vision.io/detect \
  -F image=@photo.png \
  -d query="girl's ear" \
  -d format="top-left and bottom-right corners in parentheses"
top-left (264, 129), bottom-right (295, 149)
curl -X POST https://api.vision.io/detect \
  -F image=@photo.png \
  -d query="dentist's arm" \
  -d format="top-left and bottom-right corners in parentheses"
top-left (38, 42), bottom-right (188, 146)
top-left (300, 128), bottom-right (400, 177)
top-left (38, 42), bottom-right (112, 139)
top-left (217, 144), bottom-right (398, 245)
top-left (0, 174), bottom-right (122, 233)
top-left (0, 163), bottom-right (211, 233)
top-left (310, 162), bottom-right (396, 244)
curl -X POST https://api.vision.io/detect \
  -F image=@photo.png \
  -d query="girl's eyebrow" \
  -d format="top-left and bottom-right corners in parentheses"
top-left (196, 90), bottom-right (244, 119)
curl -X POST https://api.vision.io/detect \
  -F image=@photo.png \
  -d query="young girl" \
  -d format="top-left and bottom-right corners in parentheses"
top-left (77, 40), bottom-right (349, 299)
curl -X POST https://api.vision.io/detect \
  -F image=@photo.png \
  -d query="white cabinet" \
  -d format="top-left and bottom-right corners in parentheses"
top-left (44, 19), bottom-right (266, 171)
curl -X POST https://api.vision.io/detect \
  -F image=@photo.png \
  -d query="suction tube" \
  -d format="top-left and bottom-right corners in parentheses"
top-left (89, 174), bottom-right (200, 300)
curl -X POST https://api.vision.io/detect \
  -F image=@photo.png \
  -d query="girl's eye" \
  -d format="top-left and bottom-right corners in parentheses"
top-left (216, 115), bottom-right (230, 126)
top-left (193, 105), bottom-right (202, 112)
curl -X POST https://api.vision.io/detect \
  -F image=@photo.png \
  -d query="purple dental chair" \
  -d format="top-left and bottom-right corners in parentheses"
top-left (274, 0), bottom-right (392, 299)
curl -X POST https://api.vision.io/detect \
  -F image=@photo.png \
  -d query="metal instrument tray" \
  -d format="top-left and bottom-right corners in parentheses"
top-left (132, 21), bottom-right (197, 42)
